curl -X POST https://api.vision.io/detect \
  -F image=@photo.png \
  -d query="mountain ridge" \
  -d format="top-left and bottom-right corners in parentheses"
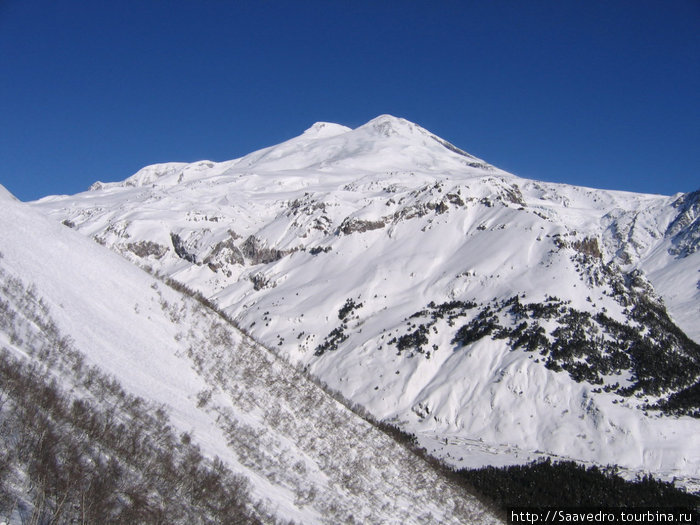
top-left (29, 115), bottom-right (700, 492)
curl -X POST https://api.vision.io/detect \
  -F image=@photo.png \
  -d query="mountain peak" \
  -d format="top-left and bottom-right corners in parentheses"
top-left (358, 114), bottom-right (420, 137)
top-left (228, 114), bottom-right (489, 173)
top-left (302, 121), bottom-right (352, 138)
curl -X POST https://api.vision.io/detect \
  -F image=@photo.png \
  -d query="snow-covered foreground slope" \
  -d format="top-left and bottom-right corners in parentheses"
top-left (33, 115), bottom-right (700, 490)
top-left (0, 185), bottom-right (500, 524)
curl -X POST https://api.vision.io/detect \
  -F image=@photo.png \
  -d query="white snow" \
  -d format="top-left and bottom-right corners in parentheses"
top-left (1, 183), bottom-right (501, 523)
top-left (29, 114), bottom-right (700, 490)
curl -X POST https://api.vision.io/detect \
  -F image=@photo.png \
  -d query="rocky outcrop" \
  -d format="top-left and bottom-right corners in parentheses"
top-left (170, 232), bottom-right (198, 263)
top-left (667, 189), bottom-right (700, 257)
top-left (240, 236), bottom-right (285, 265)
top-left (204, 235), bottom-right (244, 275)
top-left (499, 183), bottom-right (526, 207)
top-left (250, 272), bottom-right (274, 290)
top-left (126, 240), bottom-right (169, 259)
top-left (338, 217), bottom-right (387, 235)
top-left (572, 237), bottom-right (603, 259)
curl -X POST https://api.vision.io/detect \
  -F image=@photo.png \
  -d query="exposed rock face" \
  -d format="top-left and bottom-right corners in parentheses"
top-left (338, 217), bottom-right (387, 235)
top-left (126, 240), bottom-right (169, 259)
top-left (240, 235), bottom-right (286, 265)
top-left (572, 237), bottom-right (603, 259)
top-left (250, 272), bottom-right (273, 290)
top-left (204, 235), bottom-right (244, 274)
top-left (171, 231), bottom-right (292, 269)
top-left (499, 183), bottom-right (526, 207)
top-left (667, 190), bottom-right (700, 257)
top-left (170, 232), bottom-right (198, 263)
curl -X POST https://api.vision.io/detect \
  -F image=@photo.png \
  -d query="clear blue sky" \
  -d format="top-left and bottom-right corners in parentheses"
top-left (1, 1), bottom-right (698, 201)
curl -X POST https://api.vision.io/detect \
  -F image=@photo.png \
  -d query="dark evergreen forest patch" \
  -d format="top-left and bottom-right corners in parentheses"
top-left (315, 298), bottom-right (363, 356)
top-left (390, 289), bottom-right (700, 416)
top-left (456, 459), bottom-right (699, 510)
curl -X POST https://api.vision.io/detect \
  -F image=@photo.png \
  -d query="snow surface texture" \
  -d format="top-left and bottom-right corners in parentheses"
top-left (33, 115), bottom-right (700, 490)
top-left (0, 186), bottom-right (500, 523)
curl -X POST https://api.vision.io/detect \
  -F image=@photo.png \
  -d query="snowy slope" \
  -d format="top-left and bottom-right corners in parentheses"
top-left (32, 115), bottom-right (700, 489)
top-left (0, 186), bottom-right (500, 524)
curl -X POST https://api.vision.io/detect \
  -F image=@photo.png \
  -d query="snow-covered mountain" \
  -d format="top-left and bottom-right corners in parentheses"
top-left (0, 182), bottom-right (499, 522)
top-left (32, 115), bottom-right (700, 490)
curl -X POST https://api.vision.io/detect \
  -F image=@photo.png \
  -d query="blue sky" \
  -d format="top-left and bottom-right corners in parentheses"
top-left (1, 1), bottom-right (698, 201)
